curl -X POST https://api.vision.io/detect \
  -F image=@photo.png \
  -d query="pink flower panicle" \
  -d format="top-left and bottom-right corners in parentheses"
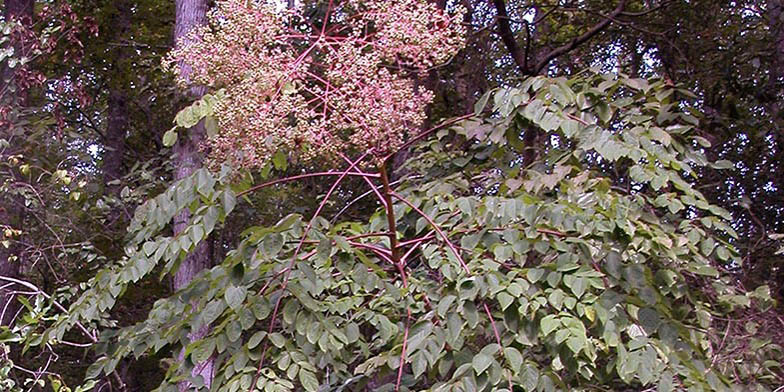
top-left (163, 0), bottom-right (466, 170)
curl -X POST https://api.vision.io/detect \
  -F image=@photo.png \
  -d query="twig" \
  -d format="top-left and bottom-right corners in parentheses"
top-left (0, 275), bottom-right (97, 343)
top-left (237, 171), bottom-right (379, 198)
top-left (390, 191), bottom-right (470, 275)
top-left (483, 303), bottom-right (513, 391)
top-left (384, 114), bottom-right (475, 161)
top-left (250, 151), bottom-right (371, 392)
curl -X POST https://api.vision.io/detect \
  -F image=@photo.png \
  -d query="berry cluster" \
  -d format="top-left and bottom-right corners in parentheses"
top-left (164, 0), bottom-right (465, 170)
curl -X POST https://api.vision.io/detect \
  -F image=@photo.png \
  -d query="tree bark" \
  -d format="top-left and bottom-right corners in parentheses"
top-left (172, 0), bottom-right (213, 390)
top-left (0, 0), bottom-right (34, 328)
top-left (490, 0), bottom-right (629, 167)
top-left (2, 0), bottom-right (32, 20)
top-left (768, 0), bottom-right (783, 118)
top-left (102, 0), bottom-right (133, 196)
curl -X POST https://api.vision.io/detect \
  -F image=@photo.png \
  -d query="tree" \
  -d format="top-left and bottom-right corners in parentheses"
top-left (171, 0), bottom-right (214, 389)
top-left (102, 0), bottom-right (133, 196)
top-left (25, 1), bottom-right (778, 391)
top-left (2, 1), bottom-right (783, 391)
top-left (0, 0), bottom-right (34, 327)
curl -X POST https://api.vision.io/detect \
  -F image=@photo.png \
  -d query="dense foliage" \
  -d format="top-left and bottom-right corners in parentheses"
top-left (1, 0), bottom-right (782, 392)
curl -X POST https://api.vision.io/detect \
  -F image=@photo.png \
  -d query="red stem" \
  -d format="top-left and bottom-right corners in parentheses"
top-left (390, 191), bottom-right (471, 274)
top-left (483, 302), bottom-right (513, 391)
top-left (338, 152), bottom-right (388, 209)
top-left (237, 171), bottom-right (379, 198)
top-left (396, 309), bottom-right (412, 392)
top-left (250, 151), bottom-right (371, 392)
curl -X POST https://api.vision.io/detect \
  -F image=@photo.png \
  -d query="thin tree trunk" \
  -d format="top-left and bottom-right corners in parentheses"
top-left (172, 0), bottom-right (213, 390)
top-left (103, 0), bottom-right (133, 196)
top-left (0, 0), bottom-right (34, 328)
top-left (2, 0), bottom-right (32, 20)
top-left (768, 0), bottom-right (783, 118)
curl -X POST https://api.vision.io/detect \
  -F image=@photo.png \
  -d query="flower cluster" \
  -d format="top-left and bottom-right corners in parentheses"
top-left (164, 0), bottom-right (466, 170)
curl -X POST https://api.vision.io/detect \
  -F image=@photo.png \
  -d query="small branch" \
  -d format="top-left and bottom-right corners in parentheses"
top-left (0, 276), bottom-right (97, 343)
top-left (537, 228), bottom-right (567, 238)
top-left (390, 192), bottom-right (470, 275)
top-left (395, 309), bottom-right (412, 392)
top-left (330, 176), bottom-right (414, 223)
top-left (237, 171), bottom-right (379, 198)
top-left (491, 0), bottom-right (529, 74)
top-left (398, 233), bottom-right (437, 248)
top-left (532, 0), bottom-right (628, 75)
top-left (379, 163), bottom-right (401, 262)
top-left (250, 151), bottom-right (372, 392)
top-left (619, 0), bottom-right (673, 17)
top-left (384, 114), bottom-right (475, 162)
top-left (338, 152), bottom-right (387, 209)
top-left (483, 303), bottom-right (513, 391)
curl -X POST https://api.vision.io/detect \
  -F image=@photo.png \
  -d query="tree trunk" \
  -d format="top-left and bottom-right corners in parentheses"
top-left (103, 0), bottom-right (133, 196)
top-left (0, 0), bottom-right (34, 328)
top-left (2, 0), bottom-right (32, 20)
top-left (172, 0), bottom-right (213, 390)
top-left (768, 0), bottom-right (783, 118)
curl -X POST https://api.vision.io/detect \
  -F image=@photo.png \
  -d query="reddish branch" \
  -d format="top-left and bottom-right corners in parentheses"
top-left (250, 151), bottom-right (371, 392)
top-left (339, 152), bottom-right (388, 208)
top-left (383, 113), bottom-right (475, 161)
top-left (236, 171), bottom-right (379, 198)
top-left (484, 302), bottom-right (514, 391)
top-left (390, 191), bottom-right (471, 274)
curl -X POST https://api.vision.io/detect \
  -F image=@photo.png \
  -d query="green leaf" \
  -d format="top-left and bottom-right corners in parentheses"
top-left (142, 241), bottom-right (157, 257)
top-left (472, 352), bottom-right (493, 374)
top-left (569, 276), bottom-right (587, 299)
top-left (521, 364), bottom-right (539, 392)
top-left (406, 321), bottom-right (433, 353)
top-left (268, 333), bottom-right (286, 348)
top-left (657, 371), bottom-right (674, 392)
top-left (222, 191), bottom-right (237, 213)
top-left (272, 150), bottom-right (288, 171)
top-left (497, 292), bottom-right (515, 311)
top-left (299, 369), bottom-right (319, 392)
top-left (504, 347), bottom-right (523, 372)
top-left (205, 115), bottom-right (219, 138)
top-left (189, 225), bottom-right (204, 245)
top-left (225, 285), bottom-right (247, 310)
top-left (437, 295), bottom-right (456, 318)
top-left (712, 160), bottom-right (734, 170)
top-left (191, 339), bottom-right (215, 363)
top-left (474, 89), bottom-right (492, 115)
top-left (540, 315), bottom-right (559, 335)
top-left (596, 102), bottom-right (612, 122)
top-left (162, 129), bottom-right (178, 147)
top-left (262, 233), bottom-right (284, 257)
top-left (248, 331), bottom-right (266, 349)
top-left (527, 268), bottom-right (545, 283)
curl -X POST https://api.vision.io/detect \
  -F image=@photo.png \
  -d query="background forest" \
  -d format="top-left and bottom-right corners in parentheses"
top-left (0, 0), bottom-right (783, 391)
